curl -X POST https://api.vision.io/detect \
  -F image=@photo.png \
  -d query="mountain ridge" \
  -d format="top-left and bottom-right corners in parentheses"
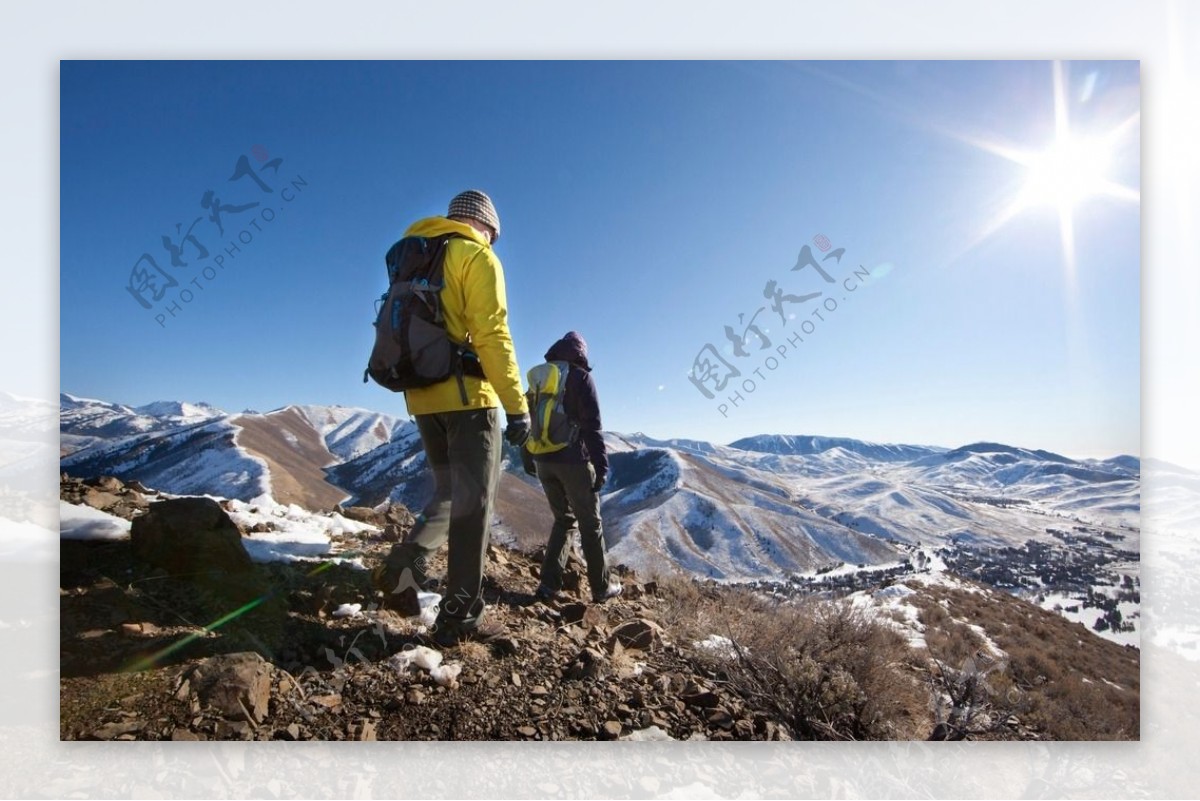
top-left (58, 393), bottom-right (1142, 617)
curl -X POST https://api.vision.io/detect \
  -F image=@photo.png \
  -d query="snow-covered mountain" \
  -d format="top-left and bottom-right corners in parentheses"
top-left (130, 399), bottom-right (224, 421)
top-left (600, 445), bottom-right (901, 580)
top-left (730, 433), bottom-right (943, 463)
top-left (324, 421), bottom-right (427, 509)
top-left (59, 393), bottom-right (224, 455)
top-left (1, 391), bottom-right (58, 439)
top-left (903, 442), bottom-right (1140, 528)
top-left (61, 414), bottom-right (270, 501)
top-left (290, 404), bottom-right (410, 462)
top-left (592, 432), bottom-right (1141, 582)
top-left (60, 396), bottom-right (416, 510)
top-left (58, 394), bottom-right (1144, 593)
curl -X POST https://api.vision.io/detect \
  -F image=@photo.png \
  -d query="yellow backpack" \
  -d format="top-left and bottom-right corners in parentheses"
top-left (525, 361), bottom-right (578, 455)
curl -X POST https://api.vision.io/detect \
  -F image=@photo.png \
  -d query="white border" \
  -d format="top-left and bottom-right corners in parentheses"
top-left (7, 0), bottom-right (1197, 797)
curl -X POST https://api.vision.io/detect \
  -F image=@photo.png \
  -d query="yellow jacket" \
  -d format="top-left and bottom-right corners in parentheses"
top-left (400, 217), bottom-right (528, 417)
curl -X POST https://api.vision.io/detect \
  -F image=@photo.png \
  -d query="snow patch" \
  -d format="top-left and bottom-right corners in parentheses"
top-left (621, 725), bottom-right (675, 742)
top-left (848, 583), bottom-right (926, 649)
top-left (388, 644), bottom-right (462, 688)
top-left (223, 496), bottom-right (377, 564)
top-left (332, 603), bottom-right (362, 618)
top-left (693, 634), bottom-right (740, 659)
top-left (59, 501), bottom-right (131, 541)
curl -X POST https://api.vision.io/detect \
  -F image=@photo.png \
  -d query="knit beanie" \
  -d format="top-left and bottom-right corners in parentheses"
top-left (447, 189), bottom-right (501, 241)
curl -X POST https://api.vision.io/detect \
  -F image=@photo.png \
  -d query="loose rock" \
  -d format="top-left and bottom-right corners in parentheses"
top-left (191, 652), bottom-right (274, 723)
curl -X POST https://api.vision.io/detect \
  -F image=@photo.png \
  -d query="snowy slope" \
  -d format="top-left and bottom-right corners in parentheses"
top-left (59, 501), bottom-right (131, 541)
top-left (223, 496), bottom-right (378, 564)
top-left (59, 397), bottom-right (420, 508)
top-left (290, 404), bottom-right (412, 462)
top-left (909, 442), bottom-right (1130, 487)
top-left (596, 431), bottom-right (1141, 582)
top-left (58, 394), bottom-right (1145, 592)
top-left (603, 447), bottom-right (902, 580)
top-left (324, 422), bottom-right (427, 508)
top-left (1143, 458), bottom-right (1200, 533)
top-left (58, 495), bottom-right (378, 567)
top-left (730, 433), bottom-right (945, 463)
top-left (61, 417), bottom-right (270, 500)
top-left (60, 393), bottom-right (224, 454)
top-left (902, 442), bottom-right (1140, 529)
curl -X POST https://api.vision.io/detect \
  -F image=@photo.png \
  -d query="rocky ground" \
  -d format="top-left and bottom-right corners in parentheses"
top-left (59, 476), bottom-right (791, 742)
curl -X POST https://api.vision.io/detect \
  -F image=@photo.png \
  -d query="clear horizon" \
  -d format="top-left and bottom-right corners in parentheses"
top-left (60, 61), bottom-right (1141, 463)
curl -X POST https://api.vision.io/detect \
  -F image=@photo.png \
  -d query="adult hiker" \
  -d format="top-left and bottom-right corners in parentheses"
top-left (522, 331), bottom-right (622, 604)
top-left (375, 189), bottom-right (530, 646)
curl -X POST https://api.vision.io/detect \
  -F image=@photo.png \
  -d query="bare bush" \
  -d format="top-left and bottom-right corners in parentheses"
top-left (926, 651), bottom-right (1029, 740)
top-left (658, 579), bottom-right (928, 740)
top-left (914, 583), bottom-right (1139, 740)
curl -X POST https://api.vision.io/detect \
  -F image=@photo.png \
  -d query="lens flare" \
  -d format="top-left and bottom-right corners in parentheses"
top-left (122, 560), bottom-right (334, 673)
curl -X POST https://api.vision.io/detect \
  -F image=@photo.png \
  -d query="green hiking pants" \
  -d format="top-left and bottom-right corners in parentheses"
top-left (535, 459), bottom-right (611, 598)
top-left (385, 407), bottom-right (501, 631)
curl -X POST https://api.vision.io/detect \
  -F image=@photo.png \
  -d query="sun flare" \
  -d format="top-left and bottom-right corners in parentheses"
top-left (950, 62), bottom-right (1139, 279)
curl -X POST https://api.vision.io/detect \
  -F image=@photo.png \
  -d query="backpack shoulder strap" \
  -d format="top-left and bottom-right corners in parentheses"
top-left (384, 232), bottom-right (464, 285)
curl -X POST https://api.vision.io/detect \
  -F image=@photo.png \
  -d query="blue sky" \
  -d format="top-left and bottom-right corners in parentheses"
top-left (60, 60), bottom-right (1140, 459)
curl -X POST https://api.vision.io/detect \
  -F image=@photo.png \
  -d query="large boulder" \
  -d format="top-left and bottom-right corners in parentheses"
top-left (130, 497), bottom-right (254, 576)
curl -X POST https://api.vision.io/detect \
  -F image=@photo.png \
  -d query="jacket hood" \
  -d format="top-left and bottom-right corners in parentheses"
top-left (545, 331), bottom-right (591, 371)
top-left (403, 216), bottom-right (491, 247)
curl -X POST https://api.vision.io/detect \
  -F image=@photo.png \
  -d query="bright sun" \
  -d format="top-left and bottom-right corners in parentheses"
top-left (955, 62), bottom-right (1139, 279)
top-left (1017, 133), bottom-right (1115, 212)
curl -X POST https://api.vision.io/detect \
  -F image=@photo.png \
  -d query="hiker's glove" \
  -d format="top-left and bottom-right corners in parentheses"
top-left (592, 470), bottom-right (607, 493)
top-left (504, 413), bottom-right (530, 446)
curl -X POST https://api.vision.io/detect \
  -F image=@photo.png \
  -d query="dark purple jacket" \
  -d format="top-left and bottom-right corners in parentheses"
top-left (531, 332), bottom-right (608, 479)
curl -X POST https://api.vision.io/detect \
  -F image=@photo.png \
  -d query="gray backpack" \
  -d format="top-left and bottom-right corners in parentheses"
top-left (363, 233), bottom-right (482, 404)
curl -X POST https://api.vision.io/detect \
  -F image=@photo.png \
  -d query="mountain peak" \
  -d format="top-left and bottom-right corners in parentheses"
top-left (728, 433), bottom-right (942, 462)
top-left (132, 400), bottom-right (225, 419)
top-left (945, 441), bottom-right (1075, 465)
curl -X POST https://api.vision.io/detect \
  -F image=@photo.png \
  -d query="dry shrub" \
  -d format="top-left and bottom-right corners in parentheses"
top-left (919, 602), bottom-right (984, 667)
top-left (915, 583), bottom-right (1139, 740)
top-left (657, 578), bottom-right (927, 740)
top-left (456, 640), bottom-right (492, 664)
top-left (651, 572), bottom-right (709, 630)
top-left (654, 573), bottom-right (1139, 741)
top-left (908, 593), bottom-right (1030, 740)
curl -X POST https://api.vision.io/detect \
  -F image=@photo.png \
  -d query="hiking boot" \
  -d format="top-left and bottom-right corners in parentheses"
top-left (372, 559), bottom-right (431, 596)
top-left (429, 619), bottom-right (508, 649)
top-left (383, 586), bottom-right (422, 617)
top-left (534, 585), bottom-right (561, 603)
top-left (592, 581), bottom-right (623, 604)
